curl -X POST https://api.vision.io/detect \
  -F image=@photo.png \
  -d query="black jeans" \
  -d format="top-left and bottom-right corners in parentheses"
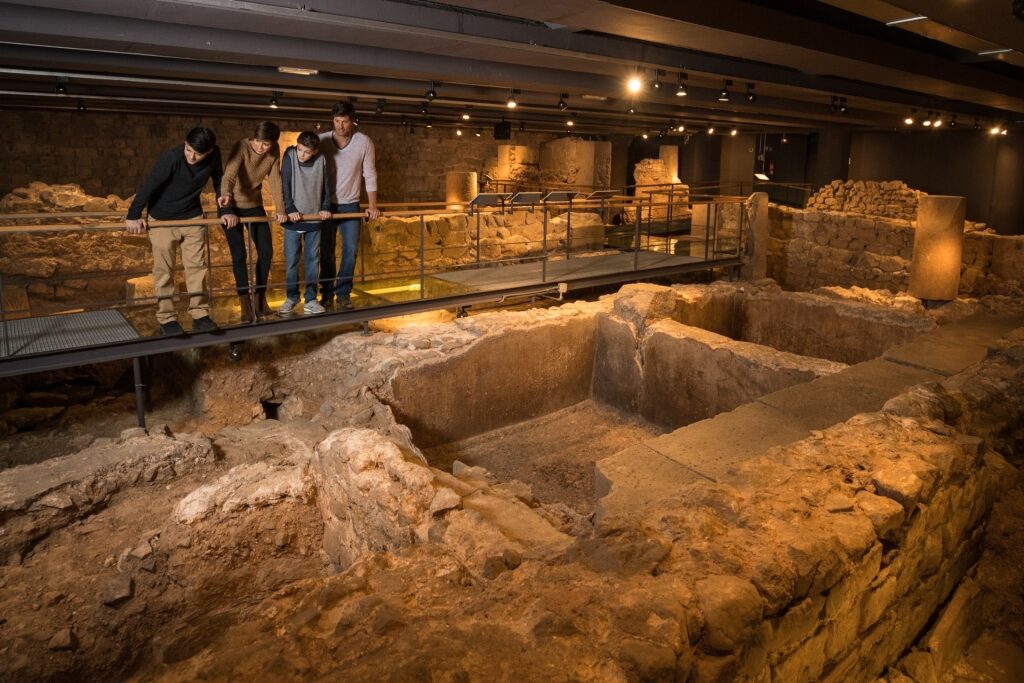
top-left (222, 206), bottom-right (273, 295)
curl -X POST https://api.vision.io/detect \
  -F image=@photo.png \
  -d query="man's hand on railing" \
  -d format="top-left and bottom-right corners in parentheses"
top-left (125, 218), bottom-right (148, 234)
top-left (274, 213), bottom-right (288, 225)
top-left (287, 211), bottom-right (303, 223)
top-left (365, 204), bottom-right (381, 220)
top-left (221, 213), bottom-right (239, 228)
top-left (318, 210), bottom-right (331, 220)
top-left (217, 195), bottom-right (232, 209)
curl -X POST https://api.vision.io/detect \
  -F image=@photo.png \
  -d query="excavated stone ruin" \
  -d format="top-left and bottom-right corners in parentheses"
top-left (1, 281), bottom-right (1023, 682)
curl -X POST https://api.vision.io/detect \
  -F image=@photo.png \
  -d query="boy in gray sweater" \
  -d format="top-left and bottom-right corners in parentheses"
top-left (280, 131), bottom-right (332, 314)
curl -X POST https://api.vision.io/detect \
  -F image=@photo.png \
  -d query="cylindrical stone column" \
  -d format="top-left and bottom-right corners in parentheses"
top-left (445, 171), bottom-right (478, 211)
top-left (908, 195), bottom-right (966, 301)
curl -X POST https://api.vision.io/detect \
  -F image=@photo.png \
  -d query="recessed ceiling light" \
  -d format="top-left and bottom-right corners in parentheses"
top-left (885, 15), bottom-right (927, 26)
top-left (978, 48), bottom-right (1013, 56)
top-left (277, 66), bottom-right (318, 76)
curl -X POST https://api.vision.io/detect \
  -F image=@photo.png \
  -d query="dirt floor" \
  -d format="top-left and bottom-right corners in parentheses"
top-left (424, 399), bottom-right (662, 514)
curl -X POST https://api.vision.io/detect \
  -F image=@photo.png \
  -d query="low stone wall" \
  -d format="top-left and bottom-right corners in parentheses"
top-left (592, 286), bottom-right (844, 430)
top-left (768, 205), bottom-right (1024, 297)
top-left (806, 179), bottom-right (924, 220)
top-left (673, 281), bottom-right (935, 364)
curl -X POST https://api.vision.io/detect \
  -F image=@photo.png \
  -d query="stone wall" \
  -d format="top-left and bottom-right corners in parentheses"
top-left (768, 205), bottom-right (1024, 297)
top-left (0, 110), bottom-right (558, 202)
top-left (806, 180), bottom-right (924, 220)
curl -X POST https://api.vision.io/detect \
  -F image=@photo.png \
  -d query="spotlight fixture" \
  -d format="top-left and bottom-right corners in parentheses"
top-left (1001, 128), bottom-right (1008, 136)
top-left (829, 96), bottom-right (839, 114)
top-left (627, 72), bottom-right (642, 94)
top-left (974, 118), bottom-right (981, 130)
top-left (718, 80), bottom-right (731, 102)
top-left (506, 89), bottom-right (518, 109)
top-left (657, 130), bottom-right (665, 139)
top-left (426, 119), bottom-right (433, 128)
top-left (746, 83), bottom-right (756, 103)
top-left (950, 115), bottom-right (958, 128)
top-left (462, 112), bottom-right (471, 120)
top-left (425, 81), bottom-right (437, 100)
top-left (677, 124), bottom-right (685, 132)
top-left (922, 111), bottom-right (933, 127)
top-left (839, 97), bottom-right (848, 114)
top-left (558, 93), bottom-right (568, 111)
top-left (628, 102), bottom-right (636, 114)
top-left (651, 70), bottom-right (662, 90)
top-left (475, 128), bottom-right (482, 137)
top-left (676, 71), bottom-right (688, 97)
top-left (933, 116), bottom-right (943, 128)
top-left (566, 119), bottom-right (574, 127)
top-left (55, 78), bottom-right (67, 95)
top-left (990, 124), bottom-right (1004, 135)
top-left (519, 122), bottom-right (525, 132)
top-left (401, 116), bottom-right (408, 126)
top-left (420, 103), bottom-right (429, 115)
top-left (641, 132), bottom-right (649, 140)
top-left (730, 128), bottom-right (738, 136)
top-left (456, 127), bottom-right (463, 136)
top-left (76, 99), bottom-right (86, 113)
top-left (904, 109), bottom-right (916, 125)
top-left (269, 92), bottom-right (280, 109)
top-left (707, 124), bottom-right (715, 135)
top-left (375, 99), bottom-right (385, 115)
top-left (781, 132), bottom-right (789, 144)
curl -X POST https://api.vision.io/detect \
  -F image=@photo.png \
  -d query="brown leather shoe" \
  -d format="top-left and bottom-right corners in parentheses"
top-left (239, 294), bottom-right (254, 323)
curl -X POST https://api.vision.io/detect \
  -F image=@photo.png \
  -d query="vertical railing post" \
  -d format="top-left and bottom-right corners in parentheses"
top-left (0, 271), bottom-right (8, 358)
top-left (418, 214), bottom-right (426, 300)
top-left (204, 224), bottom-right (213, 319)
top-left (565, 197), bottom-right (573, 260)
top-left (475, 207), bottom-right (481, 264)
top-left (542, 200), bottom-right (548, 283)
top-left (633, 200), bottom-right (641, 272)
top-left (132, 356), bottom-right (146, 428)
top-left (666, 186), bottom-right (674, 254)
top-left (246, 218), bottom-right (257, 322)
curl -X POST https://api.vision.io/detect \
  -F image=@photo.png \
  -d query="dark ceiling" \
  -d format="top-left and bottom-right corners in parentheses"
top-left (0, 0), bottom-right (1021, 137)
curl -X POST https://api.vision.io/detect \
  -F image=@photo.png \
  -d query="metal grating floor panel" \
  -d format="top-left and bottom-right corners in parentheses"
top-left (1, 310), bottom-right (140, 357)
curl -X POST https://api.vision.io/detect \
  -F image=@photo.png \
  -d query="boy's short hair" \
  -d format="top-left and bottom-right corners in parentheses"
top-left (331, 101), bottom-right (356, 119)
top-left (185, 127), bottom-right (217, 154)
top-left (296, 131), bottom-right (320, 150)
top-left (252, 121), bottom-right (281, 143)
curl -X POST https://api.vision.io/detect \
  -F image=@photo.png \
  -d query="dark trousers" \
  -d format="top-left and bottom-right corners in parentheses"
top-left (319, 201), bottom-right (362, 301)
top-left (222, 206), bottom-right (273, 295)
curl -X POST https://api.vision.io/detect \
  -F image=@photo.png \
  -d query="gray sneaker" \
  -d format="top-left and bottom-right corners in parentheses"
top-left (279, 298), bottom-right (298, 314)
top-left (303, 299), bottom-right (326, 314)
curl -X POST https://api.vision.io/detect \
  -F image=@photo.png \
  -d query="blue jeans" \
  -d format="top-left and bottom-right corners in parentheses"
top-left (283, 229), bottom-right (321, 302)
top-left (319, 202), bottom-right (361, 300)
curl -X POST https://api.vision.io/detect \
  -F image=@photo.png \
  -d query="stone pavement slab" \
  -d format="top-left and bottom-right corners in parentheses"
top-left (594, 444), bottom-right (707, 523)
top-left (883, 313), bottom-right (1024, 377)
top-left (756, 358), bottom-right (941, 433)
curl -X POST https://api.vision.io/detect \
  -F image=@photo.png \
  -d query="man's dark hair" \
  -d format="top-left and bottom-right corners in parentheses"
top-left (331, 101), bottom-right (356, 119)
top-left (297, 131), bottom-right (320, 149)
top-left (252, 121), bottom-right (281, 143)
top-left (185, 127), bottom-right (217, 154)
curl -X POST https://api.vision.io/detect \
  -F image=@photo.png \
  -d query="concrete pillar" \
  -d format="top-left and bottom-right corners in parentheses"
top-left (908, 195), bottom-right (966, 301)
top-left (742, 192), bottom-right (769, 280)
top-left (445, 171), bottom-right (478, 210)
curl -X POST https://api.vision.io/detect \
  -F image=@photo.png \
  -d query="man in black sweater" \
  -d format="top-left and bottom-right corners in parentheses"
top-left (126, 127), bottom-right (228, 335)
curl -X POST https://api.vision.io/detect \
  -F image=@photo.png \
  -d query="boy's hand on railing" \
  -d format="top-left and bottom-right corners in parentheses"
top-left (287, 212), bottom-right (302, 223)
top-left (217, 195), bottom-right (232, 208)
top-left (125, 218), bottom-right (148, 234)
top-left (221, 214), bottom-right (239, 228)
top-left (275, 213), bottom-right (288, 224)
top-left (318, 210), bottom-right (332, 220)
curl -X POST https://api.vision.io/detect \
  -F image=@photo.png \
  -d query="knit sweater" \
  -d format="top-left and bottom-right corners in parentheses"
top-left (281, 146), bottom-right (331, 232)
top-left (317, 131), bottom-right (378, 204)
top-left (220, 138), bottom-right (285, 215)
top-left (127, 144), bottom-right (223, 221)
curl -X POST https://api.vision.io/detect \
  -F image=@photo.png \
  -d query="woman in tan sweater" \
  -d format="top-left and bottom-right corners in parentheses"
top-left (218, 121), bottom-right (287, 321)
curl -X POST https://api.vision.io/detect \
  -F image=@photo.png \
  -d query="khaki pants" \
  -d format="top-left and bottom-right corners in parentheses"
top-left (148, 224), bottom-right (210, 324)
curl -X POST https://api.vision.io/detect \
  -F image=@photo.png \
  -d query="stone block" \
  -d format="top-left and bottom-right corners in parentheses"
top-left (922, 577), bottom-right (984, 676)
top-left (908, 195), bottom-right (966, 301)
top-left (695, 575), bottom-right (764, 653)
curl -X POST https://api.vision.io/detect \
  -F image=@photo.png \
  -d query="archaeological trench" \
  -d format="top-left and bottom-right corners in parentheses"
top-left (2, 178), bottom-right (1024, 683)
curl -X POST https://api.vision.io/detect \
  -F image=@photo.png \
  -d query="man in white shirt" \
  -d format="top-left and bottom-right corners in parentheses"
top-left (318, 101), bottom-right (380, 310)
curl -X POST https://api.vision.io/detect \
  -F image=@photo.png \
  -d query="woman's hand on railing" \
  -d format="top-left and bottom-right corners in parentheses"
top-left (125, 218), bottom-right (148, 234)
top-left (217, 195), bottom-right (232, 209)
top-left (287, 211), bottom-right (302, 223)
top-left (318, 210), bottom-right (331, 220)
top-left (275, 213), bottom-right (288, 225)
top-left (221, 214), bottom-right (239, 228)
